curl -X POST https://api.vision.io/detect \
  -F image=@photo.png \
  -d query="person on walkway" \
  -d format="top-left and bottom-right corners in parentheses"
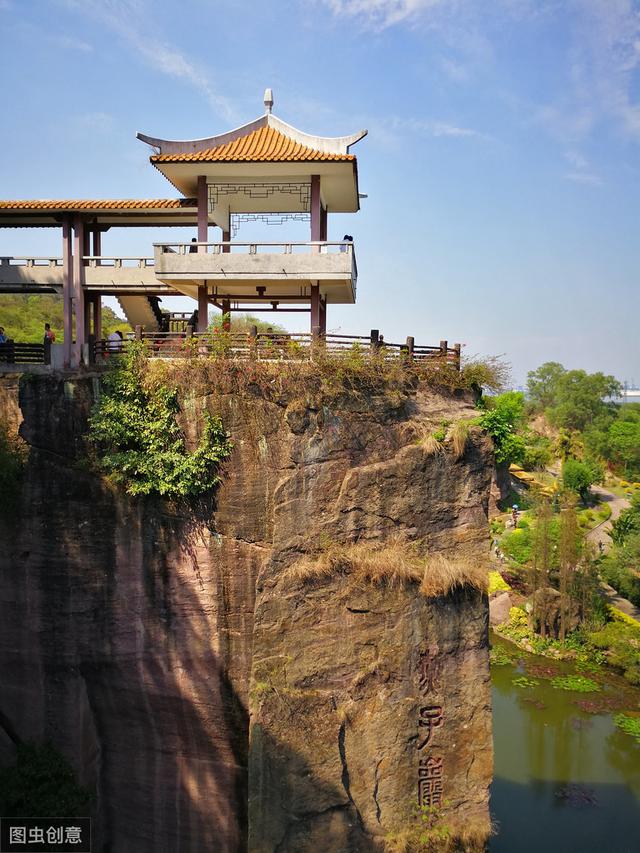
top-left (107, 329), bottom-right (123, 353)
top-left (187, 309), bottom-right (198, 334)
top-left (189, 238), bottom-right (198, 254)
top-left (43, 323), bottom-right (55, 364)
top-left (0, 327), bottom-right (6, 344)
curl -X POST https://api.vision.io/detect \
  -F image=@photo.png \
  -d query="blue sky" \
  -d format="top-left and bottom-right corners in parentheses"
top-left (1, 0), bottom-right (639, 385)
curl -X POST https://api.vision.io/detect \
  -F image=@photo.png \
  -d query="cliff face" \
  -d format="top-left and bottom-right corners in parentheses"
top-left (0, 372), bottom-right (493, 852)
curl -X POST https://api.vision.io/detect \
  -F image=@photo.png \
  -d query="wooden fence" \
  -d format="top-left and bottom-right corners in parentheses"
top-left (93, 327), bottom-right (461, 369)
top-left (0, 340), bottom-right (46, 364)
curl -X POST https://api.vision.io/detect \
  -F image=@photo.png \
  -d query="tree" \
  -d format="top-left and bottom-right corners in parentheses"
top-left (611, 494), bottom-right (640, 545)
top-left (558, 500), bottom-right (580, 641)
top-left (477, 391), bottom-right (527, 465)
top-left (607, 419), bottom-right (640, 480)
top-left (531, 499), bottom-right (554, 638)
top-left (562, 458), bottom-right (602, 502)
top-left (547, 369), bottom-right (621, 432)
top-left (526, 361), bottom-right (566, 410)
top-left (0, 294), bottom-right (129, 342)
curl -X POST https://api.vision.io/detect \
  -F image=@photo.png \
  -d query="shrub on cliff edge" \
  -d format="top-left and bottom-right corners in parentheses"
top-left (89, 342), bottom-right (232, 498)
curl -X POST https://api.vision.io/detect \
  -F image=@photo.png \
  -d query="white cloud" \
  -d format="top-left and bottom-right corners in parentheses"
top-left (52, 33), bottom-right (93, 52)
top-left (323, 0), bottom-right (444, 29)
top-left (534, 0), bottom-right (640, 143)
top-left (62, 0), bottom-right (232, 119)
top-left (372, 114), bottom-right (492, 146)
top-left (564, 171), bottom-right (603, 187)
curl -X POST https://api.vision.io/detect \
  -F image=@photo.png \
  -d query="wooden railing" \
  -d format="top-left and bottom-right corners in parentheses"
top-left (93, 328), bottom-right (461, 369)
top-left (0, 340), bottom-right (46, 364)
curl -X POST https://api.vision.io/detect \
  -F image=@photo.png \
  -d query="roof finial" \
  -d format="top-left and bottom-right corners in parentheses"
top-left (263, 88), bottom-right (274, 115)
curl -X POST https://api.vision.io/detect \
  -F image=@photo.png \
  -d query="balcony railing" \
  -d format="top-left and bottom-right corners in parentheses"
top-left (153, 241), bottom-right (358, 298)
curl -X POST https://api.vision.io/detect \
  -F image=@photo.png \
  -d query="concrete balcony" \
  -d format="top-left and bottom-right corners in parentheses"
top-left (153, 241), bottom-right (358, 304)
top-left (0, 256), bottom-right (170, 295)
top-left (0, 257), bottom-right (65, 293)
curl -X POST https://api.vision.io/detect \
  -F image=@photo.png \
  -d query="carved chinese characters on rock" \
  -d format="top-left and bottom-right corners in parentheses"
top-left (417, 705), bottom-right (443, 750)
top-left (418, 644), bottom-right (442, 695)
top-left (418, 756), bottom-right (444, 808)
top-left (415, 644), bottom-right (444, 809)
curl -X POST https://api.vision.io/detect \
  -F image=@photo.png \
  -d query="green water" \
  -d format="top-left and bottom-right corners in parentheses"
top-left (490, 634), bottom-right (640, 853)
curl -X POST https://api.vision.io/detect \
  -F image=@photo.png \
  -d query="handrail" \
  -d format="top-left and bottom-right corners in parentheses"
top-left (0, 256), bottom-right (63, 265)
top-left (153, 241), bottom-right (355, 255)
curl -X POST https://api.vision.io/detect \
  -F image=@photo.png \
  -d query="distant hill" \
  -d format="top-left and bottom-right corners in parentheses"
top-left (0, 295), bottom-right (130, 343)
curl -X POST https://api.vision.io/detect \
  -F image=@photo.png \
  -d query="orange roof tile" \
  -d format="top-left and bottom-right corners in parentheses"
top-left (0, 199), bottom-right (196, 211)
top-left (151, 126), bottom-right (355, 163)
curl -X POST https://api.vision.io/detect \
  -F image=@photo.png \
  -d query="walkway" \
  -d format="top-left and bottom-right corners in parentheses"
top-left (586, 486), bottom-right (640, 622)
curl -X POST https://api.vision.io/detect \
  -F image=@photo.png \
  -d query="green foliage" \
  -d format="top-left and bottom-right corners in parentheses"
top-left (588, 620), bottom-right (640, 685)
top-left (0, 742), bottom-right (93, 818)
top-left (613, 713), bottom-right (640, 743)
top-left (0, 420), bottom-right (27, 513)
top-left (488, 570), bottom-right (511, 595)
top-left (611, 493), bottom-right (640, 544)
top-left (599, 537), bottom-right (640, 607)
top-left (521, 433), bottom-right (553, 471)
top-left (210, 312), bottom-right (286, 335)
top-left (477, 391), bottom-right (527, 465)
top-left (531, 364), bottom-right (622, 432)
top-left (607, 418), bottom-right (640, 479)
top-left (501, 525), bottom-right (534, 565)
top-left (526, 361), bottom-right (566, 410)
top-left (549, 674), bottom-right (600, 692)
top-left (562, 458), bottom-right (602, 501)
top-left (0, 294), bottom-right (129, 342)
top-left (490, 645), bottom-right (515, 666)
top-left (512, 676), bottom-right (539, 688)
top-left (89, 343), bottom-right (232, 497)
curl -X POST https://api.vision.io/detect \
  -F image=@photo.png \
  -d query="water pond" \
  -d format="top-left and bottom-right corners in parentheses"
top-left (490, 632), bottom-right (640, 853)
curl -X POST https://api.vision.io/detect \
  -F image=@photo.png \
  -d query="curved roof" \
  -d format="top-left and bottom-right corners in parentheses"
top-left (138, 113), bottom-right (367, 161)
top-left (149, 124), bottom-right (355, 164)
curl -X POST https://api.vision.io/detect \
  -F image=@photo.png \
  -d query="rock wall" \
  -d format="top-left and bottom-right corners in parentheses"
top-left (0, 372), bottom-right (493, 852)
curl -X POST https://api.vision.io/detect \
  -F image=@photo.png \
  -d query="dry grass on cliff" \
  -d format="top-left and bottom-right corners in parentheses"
top-left (283, 539), bottom-right (488, 598)
top-left (420, 553), bottom-right (488, 597)
top-left (385, 821), bottom-right (492, 853)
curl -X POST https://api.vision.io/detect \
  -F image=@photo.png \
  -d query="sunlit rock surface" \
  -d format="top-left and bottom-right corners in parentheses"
top-left (0, 372), bottom-right (493, 852)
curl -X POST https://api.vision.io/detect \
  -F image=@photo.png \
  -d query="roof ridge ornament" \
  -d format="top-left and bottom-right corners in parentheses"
top-left (264, 88), bottom-right (274, 115)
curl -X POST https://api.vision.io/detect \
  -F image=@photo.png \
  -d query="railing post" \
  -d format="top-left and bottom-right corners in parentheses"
top-left (135, 325), bottom-right (143, 341)
top-left (439, 339), bottom-right (448, 359)
top-left (453, 343), bottom-right (461, 371)
top-left (406, 336), bottom-right (414, 361)
top-left (370, 329), bottom-right (380, 352)
top-left (248, 324), bottom-right (258, 357)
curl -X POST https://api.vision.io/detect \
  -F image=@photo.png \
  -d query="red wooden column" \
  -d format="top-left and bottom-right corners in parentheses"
top-left (197, 286), bottom-right (208, 333)
top-left (222, 228), bottom-right (230, 254)
top-left (92, 229), bottom-right (102, 340)
top-left (62, 217), bottom-right (73, 367)
top-left (197, 176), bottom-right (208, 246)
top-left (310, 175), bottom-right (321, 244)
top-left (310, 285), bottom-right (320, 334)
top-left (196, 177), bottom-right (210, 332)
top-left (319, 296), bottom-right (327, 335)
top-left (72, 216), bottom-right (86, 365)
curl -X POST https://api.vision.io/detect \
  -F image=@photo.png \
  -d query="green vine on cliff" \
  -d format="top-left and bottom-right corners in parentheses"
top-left (89, 342), bottom-right (232, 498)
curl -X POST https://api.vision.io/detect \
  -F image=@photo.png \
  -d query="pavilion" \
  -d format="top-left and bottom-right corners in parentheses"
top-left (0, 90), bottom-right (366, 366)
